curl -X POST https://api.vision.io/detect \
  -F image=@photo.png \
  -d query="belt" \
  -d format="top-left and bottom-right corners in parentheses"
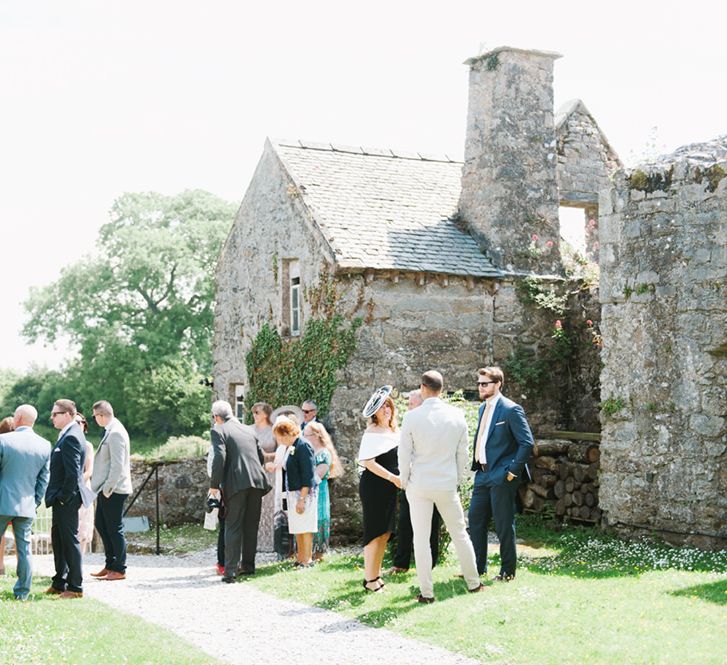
top-left (475, 463), bottom-right (489, 472)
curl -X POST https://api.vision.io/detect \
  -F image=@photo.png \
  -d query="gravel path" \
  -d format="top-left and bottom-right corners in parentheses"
top-left (33, 550), bottom-right (483, 665)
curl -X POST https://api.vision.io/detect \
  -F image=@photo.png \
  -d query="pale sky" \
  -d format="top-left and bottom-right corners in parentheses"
top-left (1, 1), bottom-right (724, 371)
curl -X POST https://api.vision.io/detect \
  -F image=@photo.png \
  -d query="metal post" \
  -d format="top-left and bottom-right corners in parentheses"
top-left (155, 464), bottom-right (160, 555)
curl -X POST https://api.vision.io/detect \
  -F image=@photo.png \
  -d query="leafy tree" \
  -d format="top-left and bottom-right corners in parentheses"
top-left (21, 190), bottom-right (236, 436)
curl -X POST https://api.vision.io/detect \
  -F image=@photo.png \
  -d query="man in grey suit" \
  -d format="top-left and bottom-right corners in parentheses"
top-left (0, 404), bottom-right (51, 600)
top-left (399, 371), bottom-right (483, 603)
top-left (90, 400), bottom-right (133, 581)
top-left (209, 400), bottom-right (271, 582)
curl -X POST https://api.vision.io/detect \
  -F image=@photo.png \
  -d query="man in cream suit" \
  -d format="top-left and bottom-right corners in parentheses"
top-left (0, 405), bottom-right (51, 600)
top-left (468, 366), bottom-right (534, 581)
top-left (399, 370), bottom-right (483, 603)
top-left (90, 400), bottom-right (133, 581)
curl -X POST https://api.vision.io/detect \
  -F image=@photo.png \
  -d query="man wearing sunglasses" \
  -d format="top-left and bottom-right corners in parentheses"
top-left (468, 366), bottom-right (533, 582)
top-left (45, 399), bottom-right (87, 598)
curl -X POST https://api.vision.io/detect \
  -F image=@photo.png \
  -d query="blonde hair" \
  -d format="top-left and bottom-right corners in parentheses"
top-left (304, 421), bottom-right (344, 479)
top-left (272, 416), bottom-right (301, 439)
top-left (370, 396), bottom-right (398, 431)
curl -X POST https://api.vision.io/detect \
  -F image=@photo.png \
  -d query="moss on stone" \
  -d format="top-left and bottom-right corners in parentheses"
top-left (705, 164), bottom-right (726, 193)
top-left (628, 166), bottom-right (674, 193)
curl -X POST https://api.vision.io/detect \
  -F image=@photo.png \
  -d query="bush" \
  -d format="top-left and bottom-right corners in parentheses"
top-left (153, 435), bottom-right (209, 461)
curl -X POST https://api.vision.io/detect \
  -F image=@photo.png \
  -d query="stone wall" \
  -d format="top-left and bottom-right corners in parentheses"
top-left (598, 139), bottom-right (727, 548)
top-left (125, 457), bottom-right (209, 527)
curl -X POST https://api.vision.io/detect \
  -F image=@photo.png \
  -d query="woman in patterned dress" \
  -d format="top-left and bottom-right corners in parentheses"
top-left (303, 421), bottom-right (342, 561)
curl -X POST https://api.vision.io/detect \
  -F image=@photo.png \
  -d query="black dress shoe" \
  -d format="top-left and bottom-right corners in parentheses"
top-left (237, 569), bottom-right (255, 577)
top-left (416, 594), bottom-right (435, 604)
top-left (221, 576), bottom-right (236, 584)
top-left (494, 573), bottom-right (515, 582)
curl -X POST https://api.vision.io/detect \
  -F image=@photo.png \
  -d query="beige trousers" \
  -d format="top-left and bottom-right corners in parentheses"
top-left (405, 485), bottom-right (480, 597)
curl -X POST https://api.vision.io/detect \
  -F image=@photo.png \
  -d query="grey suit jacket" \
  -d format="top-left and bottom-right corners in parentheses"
top-left (398, 397), bottom-right (469, 491)
top-left (0, 426), bottom-right (52, 518)
top-left (209, 417), bottom-right (271, 499)
top-left (91, 417), bottom-right (133, 497)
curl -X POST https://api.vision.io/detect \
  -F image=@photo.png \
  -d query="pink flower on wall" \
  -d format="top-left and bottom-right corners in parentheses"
top-left (531, 234), bottom-right (539, 242)
top-left (554, 320), bottom-right (562, 330)
top-left (546, 240), bottom-right (554, 248)
top-left (586, 319), bottom-right (593, 327)
top-left (588, 218), bottom-right (597, 229)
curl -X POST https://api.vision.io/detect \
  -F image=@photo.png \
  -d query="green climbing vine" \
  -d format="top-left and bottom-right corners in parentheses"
top-left (244, 266), bottom-right (363, 423)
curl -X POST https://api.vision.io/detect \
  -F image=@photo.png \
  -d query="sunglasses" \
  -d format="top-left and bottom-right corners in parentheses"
top-left (50, 411), bottom-right (66, 418)
top-left (302, 409), bottom-right (315, 414)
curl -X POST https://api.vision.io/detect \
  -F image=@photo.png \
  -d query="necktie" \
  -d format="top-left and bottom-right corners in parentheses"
top-left (475, 400), bottom-right (494, 464)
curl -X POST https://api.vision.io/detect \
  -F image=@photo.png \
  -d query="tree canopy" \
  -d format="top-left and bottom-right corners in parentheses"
top-left (16, 190), bottom-right (236, 437)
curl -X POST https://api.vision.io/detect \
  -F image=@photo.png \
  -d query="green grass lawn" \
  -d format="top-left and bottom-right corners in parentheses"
top-left (0, 575), bottom-right (222, 665)
top-left (246, 517), bottom-right (727, 665)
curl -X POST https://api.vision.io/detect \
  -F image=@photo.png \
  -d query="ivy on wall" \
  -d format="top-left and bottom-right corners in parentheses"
top-left (244, 315), bottom-right (362, 422)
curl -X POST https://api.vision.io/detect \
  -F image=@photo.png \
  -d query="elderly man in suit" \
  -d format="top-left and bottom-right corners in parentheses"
top-left (209, 400), bottom-right (271, 582)
top-left (45, 399), bottom-right (87, 599)
top-left (468, 366), bottom-right (534, 581)
top-left (90, 400), bottom-right (133, 581)
top-left (399, 371), bottom-right (483, 603)
top-left (0, 404), bottom-right (51, 600)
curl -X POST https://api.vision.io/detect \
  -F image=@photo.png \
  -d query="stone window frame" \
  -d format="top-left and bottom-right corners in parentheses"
top-left (281, 258), bottom-right (301, 337)
top-left (230, 383), bottom-right (245, 421)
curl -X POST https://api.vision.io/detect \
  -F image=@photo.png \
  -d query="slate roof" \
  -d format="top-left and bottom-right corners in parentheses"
top-left (271, 139), bottom-right (502, 278)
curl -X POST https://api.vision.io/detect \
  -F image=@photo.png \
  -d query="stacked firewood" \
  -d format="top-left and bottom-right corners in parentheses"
top-left (519, 438), bottom-right (602, 523)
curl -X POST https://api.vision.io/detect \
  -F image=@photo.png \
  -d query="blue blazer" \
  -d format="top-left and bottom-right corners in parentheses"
top-left (0, 427), bottom-right (51, 518)
top-left (471, 395), bottom-right (534, 485)
top-left (45, 422), bottom-right (87, 507)
top-left (284, 438), bottom-right (316, 491)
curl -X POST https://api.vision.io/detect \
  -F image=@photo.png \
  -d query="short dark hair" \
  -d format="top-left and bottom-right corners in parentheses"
top-left (92, 400), bottom-right (114, 417)
top-left (421, 370), bottom-right (443, 393)
top-left (54, 399), bottom-right (77, 417)
top-left (478, 366), bottom-right (504, 386)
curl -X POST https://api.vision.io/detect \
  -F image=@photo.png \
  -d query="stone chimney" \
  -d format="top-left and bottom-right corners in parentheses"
top-left (459, 46), bottom-right (563, 274)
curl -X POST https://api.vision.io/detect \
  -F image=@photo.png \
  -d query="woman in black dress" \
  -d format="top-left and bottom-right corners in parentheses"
top-left (358, 386), bottom-right (401, 592)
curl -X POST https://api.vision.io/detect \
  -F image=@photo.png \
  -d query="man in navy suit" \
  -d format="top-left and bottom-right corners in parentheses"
top-left (468, 366), bottom-right (533, 580)
top-left (45, 399), bottom-right (86, 599)
top-left (0, 404), bottom-right (51, 600)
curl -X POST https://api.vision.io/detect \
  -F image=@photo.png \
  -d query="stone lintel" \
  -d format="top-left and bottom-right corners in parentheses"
top-left (464, 45), bottom-right (563, 67)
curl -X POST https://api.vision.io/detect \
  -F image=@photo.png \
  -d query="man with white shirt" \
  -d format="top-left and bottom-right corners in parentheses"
top-left (45, 399), bottom-right (86, 598)
top-left (399, 370), bottom-right (483, 603)
top-left (468, 366), bottom-right (534, 581)
top-left (90, 400), bottom-right (133, 581)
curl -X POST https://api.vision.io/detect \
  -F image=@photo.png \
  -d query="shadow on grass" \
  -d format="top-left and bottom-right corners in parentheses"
top-left (669, 578), bottom-right (727, 605)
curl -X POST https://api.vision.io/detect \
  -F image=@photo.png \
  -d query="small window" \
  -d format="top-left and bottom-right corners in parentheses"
top-left (231, 384), bottom-right (245, 421)
top-left (291, 276), bottom-right (300, 336)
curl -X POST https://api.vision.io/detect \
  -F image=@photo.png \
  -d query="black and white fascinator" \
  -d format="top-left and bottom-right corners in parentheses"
top-left (362, 385), bottom-right (393, 418)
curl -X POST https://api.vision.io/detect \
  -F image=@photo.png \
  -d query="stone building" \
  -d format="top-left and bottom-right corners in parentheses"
top-left (214, 47), bottom-right (615, 541)
top-left (598, 137), bottom-right (727, 548)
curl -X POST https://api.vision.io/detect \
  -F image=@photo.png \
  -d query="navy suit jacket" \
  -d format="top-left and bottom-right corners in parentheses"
top-left (45, 422), bottom-right (87, 507)
top-left (285, 438), bottom-right (316, 491)
top-left (471, 395), bottom-right (534, 485)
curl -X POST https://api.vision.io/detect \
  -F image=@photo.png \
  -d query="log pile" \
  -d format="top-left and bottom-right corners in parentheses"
top-left (519, 438), bottom-right (602, 523)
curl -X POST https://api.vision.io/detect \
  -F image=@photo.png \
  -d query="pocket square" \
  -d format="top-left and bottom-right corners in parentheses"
top-left (495, 421), bottom-right (506, 426)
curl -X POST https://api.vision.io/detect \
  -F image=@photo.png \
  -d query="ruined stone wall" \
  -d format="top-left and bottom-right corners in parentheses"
top-left (556, 101), bottom-right (620, 208)
top-left (125, 457), bottom-right (208, 527)
top-left (598, 143), bottom-right (727, 548)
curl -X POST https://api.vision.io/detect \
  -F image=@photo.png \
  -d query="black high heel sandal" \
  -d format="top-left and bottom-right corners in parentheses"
top-left (362, 577), bottom-right (384, 592)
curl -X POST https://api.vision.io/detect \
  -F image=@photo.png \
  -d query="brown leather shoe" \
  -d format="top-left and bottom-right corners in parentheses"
top-left (468, 583), bottom-right (486, 593)
top-left (105, 571), bottom-right (126, 581)
top-left (90, 568), bottom-right (109, 578)
top-left (59, 590), bottom-right (83, 599)
top-left (45, 586), bottom-right (62, 595)
top-left (416, 594), bottom-right (435, 604)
